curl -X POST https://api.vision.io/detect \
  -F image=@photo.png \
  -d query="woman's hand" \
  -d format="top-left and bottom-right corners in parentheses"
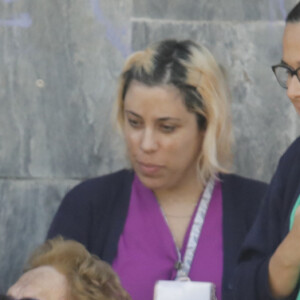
top-left (7, 266), bottom-right (68, 300)
top-left (269, 206), bottom-right (300, 298)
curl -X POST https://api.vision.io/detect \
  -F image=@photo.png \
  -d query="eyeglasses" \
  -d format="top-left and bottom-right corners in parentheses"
top-left (272, 64), bottom-right (300, 89)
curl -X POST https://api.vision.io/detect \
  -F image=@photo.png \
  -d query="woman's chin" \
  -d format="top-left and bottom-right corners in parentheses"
top-left (137, 174), bottom-right (167, 191)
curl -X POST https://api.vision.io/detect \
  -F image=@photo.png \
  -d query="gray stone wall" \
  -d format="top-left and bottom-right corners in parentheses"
top-left (0, 0), bottom-right (131, 291)
top-left (0, 0), bottom-right (299, 292)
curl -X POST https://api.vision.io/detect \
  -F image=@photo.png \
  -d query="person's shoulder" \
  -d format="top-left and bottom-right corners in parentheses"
top-left (80, 168), bottom-right (134, 188)
top-left (64, 169), bottom-right (134, 202)
top-left (220, 173), bottom-right (268, 192)
top-left (275, 137), bottom-right (300, 179)
top-left (282, 136), bottom-right (300, 160)
top-left (220, 173), bottom-right (268, 221)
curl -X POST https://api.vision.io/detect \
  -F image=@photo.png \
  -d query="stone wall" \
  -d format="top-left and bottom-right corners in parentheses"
top-left (0, 0), bottom-right (131, 291)
top-left (0, 0), bottom-right (299, 292)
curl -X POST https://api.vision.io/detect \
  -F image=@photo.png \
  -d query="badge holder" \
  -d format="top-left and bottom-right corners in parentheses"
top-left (153, 280), bottom-right (217, 300)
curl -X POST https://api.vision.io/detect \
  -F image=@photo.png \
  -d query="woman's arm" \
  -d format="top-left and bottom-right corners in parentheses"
top-left (234, 139), bottom-right (300, 300)
top-left (269, 206), bottom-right (300, 298)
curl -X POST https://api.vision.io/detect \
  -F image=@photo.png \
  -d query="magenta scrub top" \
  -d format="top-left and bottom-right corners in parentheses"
top-left (112, 175), bottom-right (223, 300)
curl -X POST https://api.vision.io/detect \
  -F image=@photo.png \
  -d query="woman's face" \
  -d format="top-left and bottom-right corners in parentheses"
top-left (123, 80), bottom-right (204, 192)
top-left (283, 22), bottom-right (300, 114)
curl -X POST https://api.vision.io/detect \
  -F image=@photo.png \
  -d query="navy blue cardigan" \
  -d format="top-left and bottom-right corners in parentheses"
top-left (234, 137), bottom-right (300, 300)
top-left (47, 170), bottom-right (267, 300)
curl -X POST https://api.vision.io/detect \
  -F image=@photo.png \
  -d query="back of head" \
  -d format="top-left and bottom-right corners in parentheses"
top-left (0, 295), bottom-right (36, 300)
top-left (286, 1), bottom-right (300, 23)
top-left (0, 296), bottom-right (14, 300)
top-left (26, 237), bottom-right (131, 300)
top-left (117, 39), bottom-right (233, 183)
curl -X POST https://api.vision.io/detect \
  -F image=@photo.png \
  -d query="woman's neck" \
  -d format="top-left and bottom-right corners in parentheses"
top-left (154, 176), bottom-right (204, 206)
top-left (155, 179), bottom-right (204, 249)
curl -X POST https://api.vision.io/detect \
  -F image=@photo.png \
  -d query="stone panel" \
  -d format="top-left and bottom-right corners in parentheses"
top-left (0, 0), bottom-right (131, 178)
top-left (133, 0), bottom-right (299, 21)
top-left (0, 179), bottom-right (78, 293)
top-left (132, 20), bottom-right (300, 181)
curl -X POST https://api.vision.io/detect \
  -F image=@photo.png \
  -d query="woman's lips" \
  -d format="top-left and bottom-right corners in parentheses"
top-left (137, 162), bottom-right (162, 175)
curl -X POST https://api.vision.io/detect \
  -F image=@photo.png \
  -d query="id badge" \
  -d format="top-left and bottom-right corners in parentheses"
top-left (153, 280), bottom-right (217, 300)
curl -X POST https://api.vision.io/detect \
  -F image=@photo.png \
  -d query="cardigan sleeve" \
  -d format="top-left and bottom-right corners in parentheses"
top-left (220, 174), bottom-right (268, 300)
top-left (46, 169), bottom-right (134, 261)
top-left (234, 138), bottom-right (300, 300)
top-left (47, 179), bottom-right (95, 249)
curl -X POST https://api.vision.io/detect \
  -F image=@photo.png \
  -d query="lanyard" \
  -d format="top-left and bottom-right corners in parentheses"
top-left (175, 177), bottom-right (215, 280)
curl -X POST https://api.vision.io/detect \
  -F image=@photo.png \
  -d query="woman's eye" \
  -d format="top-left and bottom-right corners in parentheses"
top-left (128, 118), bottom-right (141, 128)
top-left (161, 125), bottom-right (176, 133)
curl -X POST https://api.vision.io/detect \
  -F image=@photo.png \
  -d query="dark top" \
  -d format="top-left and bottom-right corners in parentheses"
top-left (234, 137), bottom-right (300, 300)
top-left (47, 170), bottom-right (267, 300)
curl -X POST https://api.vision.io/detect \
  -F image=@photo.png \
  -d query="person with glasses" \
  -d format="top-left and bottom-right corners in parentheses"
top-left (234, 2), bottom-right (300, 300)
top-left (272, 63), bottom-right (300, 115)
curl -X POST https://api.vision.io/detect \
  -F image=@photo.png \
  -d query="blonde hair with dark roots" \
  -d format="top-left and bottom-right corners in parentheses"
top-left (24, 237), bottom-right (131, 300)
top-left (116, 39), bottom-right (233, 184)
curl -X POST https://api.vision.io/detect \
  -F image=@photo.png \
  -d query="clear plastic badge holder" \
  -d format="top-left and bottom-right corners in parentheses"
top-left (153, 280), bottom-right (217, 300)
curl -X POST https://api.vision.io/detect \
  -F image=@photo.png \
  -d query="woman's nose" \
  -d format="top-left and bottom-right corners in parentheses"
top-left (140, 129), bottom-right (158, 152)
top-left (287, 75), bottom-right (300, 101)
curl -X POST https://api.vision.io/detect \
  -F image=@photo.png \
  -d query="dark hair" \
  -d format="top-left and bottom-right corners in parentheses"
top-left (0, 296), bottom-right (37, 300)
top-left (122, 40), bottom-right (192, 94)
top-left (0, 296), bottom-right (13, 300)
top-left (286, 1), bottom-right (300, 22)
top-left (121, 40), bottom-right (207, 130)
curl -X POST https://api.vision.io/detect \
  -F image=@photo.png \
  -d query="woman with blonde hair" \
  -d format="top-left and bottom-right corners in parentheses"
top-left (47, 39), bottom-right (267, 300)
